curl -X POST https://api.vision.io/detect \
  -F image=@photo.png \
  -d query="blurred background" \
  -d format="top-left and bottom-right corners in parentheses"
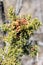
top-left (0, 0), bottom-right (43, 65)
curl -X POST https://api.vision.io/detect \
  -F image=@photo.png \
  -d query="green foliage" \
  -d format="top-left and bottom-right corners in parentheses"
top-left (30, 45), bottom-right (38, 57)
top-left (0, 7), bottom-right (41, 65)
top-left (8, 6), bottom-right (18, 21)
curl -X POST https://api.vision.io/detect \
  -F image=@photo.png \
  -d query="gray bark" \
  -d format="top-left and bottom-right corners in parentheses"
top-left (15, 0), bottom-right (23, 15)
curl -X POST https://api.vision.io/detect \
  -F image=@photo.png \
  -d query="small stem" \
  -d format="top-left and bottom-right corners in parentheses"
top-left (32, 53), bottom-right (38, 65)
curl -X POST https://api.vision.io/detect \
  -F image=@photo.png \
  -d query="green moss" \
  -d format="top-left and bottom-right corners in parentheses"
top-left (0, 7), bottom-right (41, 65)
